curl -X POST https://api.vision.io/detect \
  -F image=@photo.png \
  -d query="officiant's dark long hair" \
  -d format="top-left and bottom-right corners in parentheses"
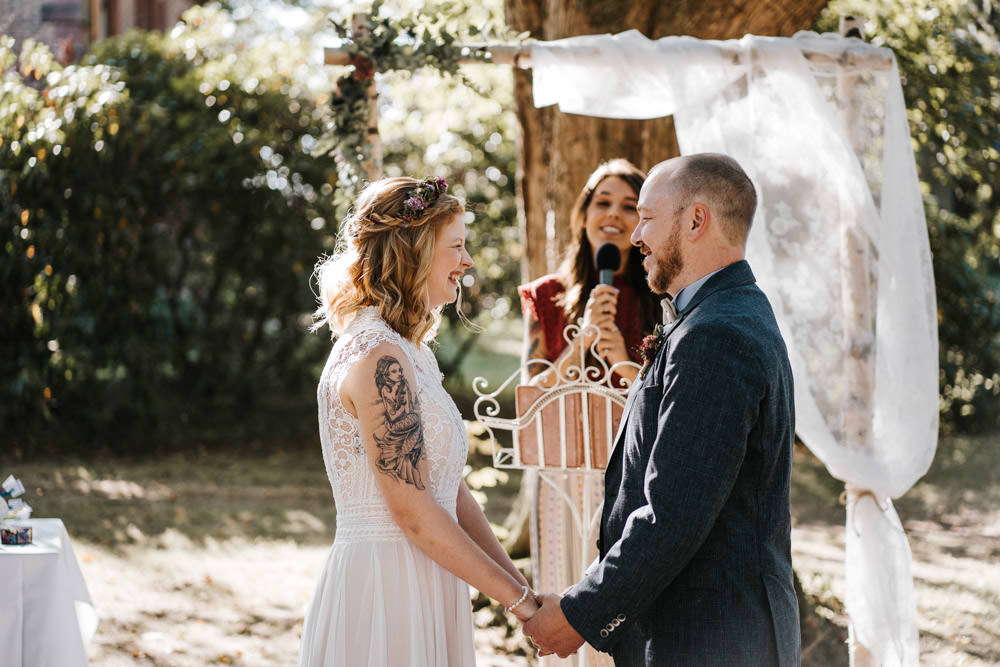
top-left (557, 158), bottom-right (659, 336)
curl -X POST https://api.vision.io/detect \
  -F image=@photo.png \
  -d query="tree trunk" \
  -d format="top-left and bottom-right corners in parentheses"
top-left (504, 0), bottom-right (829, 281)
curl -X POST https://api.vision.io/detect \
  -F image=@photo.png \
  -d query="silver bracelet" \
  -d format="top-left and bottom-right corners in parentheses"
top-left (505, 585), bottom-right (531, 614)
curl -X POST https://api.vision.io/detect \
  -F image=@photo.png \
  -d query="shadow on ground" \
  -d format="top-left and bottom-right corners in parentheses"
top-left (790, 432), bottom-right (1000, 666)
top-left (7, 429), bottom-right (999, 665)
top-left (16, 443), bottom-right (338, 549)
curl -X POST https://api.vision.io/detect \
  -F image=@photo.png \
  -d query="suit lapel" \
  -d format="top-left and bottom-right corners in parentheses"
top-left (611, 373), bottom-right (645, 446)
top-left (606, 320), bottom-right (677, 465)
top-left (605, 261), bottom-right (758, 467)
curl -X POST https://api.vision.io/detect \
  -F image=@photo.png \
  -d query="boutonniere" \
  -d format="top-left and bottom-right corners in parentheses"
top-left (637, 324), bottom-right (665, 379)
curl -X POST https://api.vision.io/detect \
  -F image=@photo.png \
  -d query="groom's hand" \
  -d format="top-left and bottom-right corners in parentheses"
top-left (523, 593), bottom-right (585, 658)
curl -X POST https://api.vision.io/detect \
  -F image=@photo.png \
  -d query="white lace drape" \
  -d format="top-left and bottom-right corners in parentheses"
top-left (531, 30), bottom-right (938, 666)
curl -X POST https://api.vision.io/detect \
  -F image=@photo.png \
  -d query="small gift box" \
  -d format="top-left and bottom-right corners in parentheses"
top-left (1, 474), bottom-right (32, 523)
top-left (1, 525), bottom-right (32, 545)
top-left (1, 475), bottom-right (25, 501)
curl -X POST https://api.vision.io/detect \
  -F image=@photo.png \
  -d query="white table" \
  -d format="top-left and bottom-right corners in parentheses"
top-left (0, 519), bottom-right (98, 667)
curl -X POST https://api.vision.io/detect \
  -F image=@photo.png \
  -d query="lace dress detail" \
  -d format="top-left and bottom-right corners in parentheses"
top-left (298, 307), bottom-right (475, 667)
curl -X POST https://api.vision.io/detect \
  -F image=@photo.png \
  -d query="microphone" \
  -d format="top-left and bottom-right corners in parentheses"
top-left (595, 243), bottom-right (621, 285)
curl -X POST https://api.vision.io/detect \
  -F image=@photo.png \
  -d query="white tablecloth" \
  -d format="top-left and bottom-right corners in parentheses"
top-left (0, 518), bottom-right (98, 667)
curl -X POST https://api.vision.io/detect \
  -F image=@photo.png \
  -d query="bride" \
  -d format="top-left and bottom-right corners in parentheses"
top-left (299, 176), bottom-right (538, 666)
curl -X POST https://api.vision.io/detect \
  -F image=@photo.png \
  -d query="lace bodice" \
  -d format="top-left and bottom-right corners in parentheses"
top-left (317, 307), bottom-right (468, 543)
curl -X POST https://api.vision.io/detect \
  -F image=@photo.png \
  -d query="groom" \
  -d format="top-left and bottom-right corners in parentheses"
top-left (524, 153), bottom-right (800, 666)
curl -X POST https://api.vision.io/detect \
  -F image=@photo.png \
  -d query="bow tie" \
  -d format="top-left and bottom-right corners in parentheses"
top-left (661, 297), bottom-right (678, 325)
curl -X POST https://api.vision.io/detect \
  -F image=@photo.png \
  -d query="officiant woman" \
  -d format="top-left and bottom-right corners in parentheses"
top-left (517, 158), bottom-right (659, 666)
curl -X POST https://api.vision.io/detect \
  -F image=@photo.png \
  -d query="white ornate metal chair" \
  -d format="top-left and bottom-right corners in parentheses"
top-left (473, 321), bottom-right (639, 667)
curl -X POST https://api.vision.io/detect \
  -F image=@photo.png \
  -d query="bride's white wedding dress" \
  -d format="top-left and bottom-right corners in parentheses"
top-left (298, 308), bottom-right (476, 666)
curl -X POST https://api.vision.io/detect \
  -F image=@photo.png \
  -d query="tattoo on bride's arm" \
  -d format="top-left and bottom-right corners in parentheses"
top-left (371, 355), bottom-right (426, 490)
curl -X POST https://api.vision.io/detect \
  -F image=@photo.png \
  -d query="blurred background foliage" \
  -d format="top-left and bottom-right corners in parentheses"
top-left (1, 0), bottom-right (523, 455)
top-left (2, 0), bottom-right (998, 457)
top-left (819, 0), bottom-right (1000, 434)
top-left (2, 7), bottom-right (341, 449)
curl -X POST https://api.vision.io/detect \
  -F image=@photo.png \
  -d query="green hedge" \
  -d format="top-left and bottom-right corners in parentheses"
top-left (1, 11), bottom-right (339, 445)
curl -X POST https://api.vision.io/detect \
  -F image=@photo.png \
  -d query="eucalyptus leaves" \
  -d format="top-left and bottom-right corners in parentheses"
top-left (313, 1), bottom-right (488, 190)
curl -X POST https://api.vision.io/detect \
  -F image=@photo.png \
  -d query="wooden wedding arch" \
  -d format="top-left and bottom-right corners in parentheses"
top-left (324, 15), bottom-right (933, 667)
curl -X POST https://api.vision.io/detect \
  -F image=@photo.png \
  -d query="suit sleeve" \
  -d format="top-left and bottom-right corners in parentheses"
top-left (560, 320), bottom-right (766, 651)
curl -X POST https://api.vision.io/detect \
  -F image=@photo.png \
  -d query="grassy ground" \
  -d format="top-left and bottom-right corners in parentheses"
top-left (791, 434), bottom-right (1000, 666)
top-left (7, 432), bottom-right (997, 666)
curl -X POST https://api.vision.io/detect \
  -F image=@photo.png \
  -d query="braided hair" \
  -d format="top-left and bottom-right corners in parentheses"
top-left (313, 177), bottom-right (464, 343)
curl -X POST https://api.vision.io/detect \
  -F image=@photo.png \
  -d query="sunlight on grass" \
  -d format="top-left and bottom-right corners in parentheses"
top-left (12, 450), bottom-right (338, 548)
top-left (8, 379), bottom-right (998, 665)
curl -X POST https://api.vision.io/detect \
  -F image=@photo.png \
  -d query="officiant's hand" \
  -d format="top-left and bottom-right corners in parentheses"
top-left (582, 285), bottom-right (617, 343)
top-left (583, 286), bottom-right (629, 364)
top-left (523, 593), bottom-right (585, 658)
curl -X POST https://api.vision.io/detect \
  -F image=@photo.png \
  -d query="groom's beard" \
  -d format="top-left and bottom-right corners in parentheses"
top-left (648, 223), bottom-right (683, 294)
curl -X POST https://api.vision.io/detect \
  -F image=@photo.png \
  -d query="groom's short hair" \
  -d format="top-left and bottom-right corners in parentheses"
top-left (671, 153), bottom-right (757, 246)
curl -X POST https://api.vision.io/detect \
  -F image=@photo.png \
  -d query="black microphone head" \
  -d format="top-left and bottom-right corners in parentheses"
top-left (595, 243), bottom-right (621, 273)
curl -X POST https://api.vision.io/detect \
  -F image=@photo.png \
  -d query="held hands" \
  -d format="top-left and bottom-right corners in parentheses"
top-left (506, 586), bottom-right (540, 623)
top-left (582, 285), bottom-right (629, 365)
top-left (522, 593), bottom-right (585, 659)
top-left (506, 588), bottom-right (584, 658)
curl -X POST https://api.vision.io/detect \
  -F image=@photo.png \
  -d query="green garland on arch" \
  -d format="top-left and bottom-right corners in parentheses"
top-left (312, 0), bottom-right (490, 192)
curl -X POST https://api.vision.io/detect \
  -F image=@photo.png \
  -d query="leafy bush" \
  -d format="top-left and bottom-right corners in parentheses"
top-left (1, 8), bottom-right (340, 445)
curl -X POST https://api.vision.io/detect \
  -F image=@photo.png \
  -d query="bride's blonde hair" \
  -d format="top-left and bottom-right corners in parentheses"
top-left (312, 177), bottom-right (464, 343)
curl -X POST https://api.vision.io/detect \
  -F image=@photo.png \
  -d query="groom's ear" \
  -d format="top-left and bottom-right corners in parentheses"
top-left (687, 203), bottom-right (710, 241)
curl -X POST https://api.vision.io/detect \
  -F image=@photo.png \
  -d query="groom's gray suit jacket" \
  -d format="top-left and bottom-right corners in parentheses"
top-left (560, 260), bottom-right (800, 666)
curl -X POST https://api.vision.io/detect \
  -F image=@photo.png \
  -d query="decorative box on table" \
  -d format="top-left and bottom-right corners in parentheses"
top-left (1, 525), bottom-right (32, 545)
top-left (1, 474), bottom-right (32, 544)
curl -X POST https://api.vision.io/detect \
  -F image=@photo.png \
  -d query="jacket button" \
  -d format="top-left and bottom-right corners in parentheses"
top-left (600, 629), bottom-right (609, 638)
top-left (616, 613), bottom-right (626, 622)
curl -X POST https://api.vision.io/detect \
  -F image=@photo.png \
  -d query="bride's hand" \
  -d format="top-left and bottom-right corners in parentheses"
top-left (511, 591), bottom-right (540, 623)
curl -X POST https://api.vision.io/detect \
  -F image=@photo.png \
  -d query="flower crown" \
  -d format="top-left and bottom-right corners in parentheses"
top-left (401, 177), bottom-right (448, 223)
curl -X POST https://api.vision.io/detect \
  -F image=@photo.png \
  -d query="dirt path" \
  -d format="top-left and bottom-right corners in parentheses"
top-left (791, 435), bottom-right (1000, 666)
top-left (76, 538), bottom-right (530, 665)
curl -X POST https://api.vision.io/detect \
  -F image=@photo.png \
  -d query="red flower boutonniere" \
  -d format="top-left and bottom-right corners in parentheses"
top-left (637, 324), bottom-right (665, 379)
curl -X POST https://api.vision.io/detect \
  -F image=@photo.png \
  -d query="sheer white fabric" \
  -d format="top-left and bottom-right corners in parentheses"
top-left (298, 307), bottom-right (475, 667)
top-left (530, 473), bottom-right (614, 667)
top-left (532, 30), bottom-right (937, 666)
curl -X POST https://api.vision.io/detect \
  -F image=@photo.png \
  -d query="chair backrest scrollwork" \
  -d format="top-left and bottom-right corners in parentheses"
top-left (472, 321), bottom-right (639, 472)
